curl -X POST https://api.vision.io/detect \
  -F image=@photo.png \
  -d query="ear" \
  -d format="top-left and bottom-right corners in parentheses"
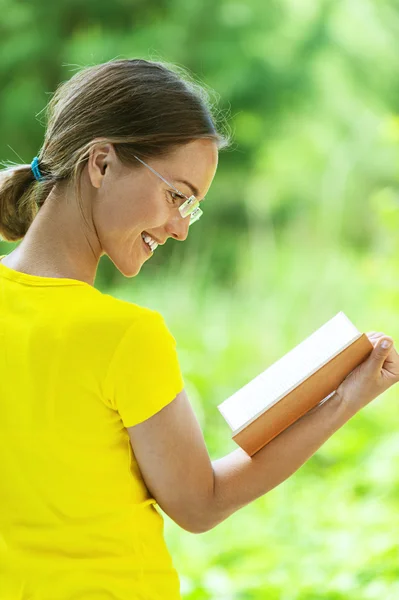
top-left (87, 140), bottom-right (117, 189)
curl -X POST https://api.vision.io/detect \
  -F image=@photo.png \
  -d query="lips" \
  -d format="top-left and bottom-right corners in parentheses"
top-left (142, 231), bottom-right (161, 244)
top-left (141, 232), bottom-right (159, 252)
top-left (141, 235), bottom-right (152, 254)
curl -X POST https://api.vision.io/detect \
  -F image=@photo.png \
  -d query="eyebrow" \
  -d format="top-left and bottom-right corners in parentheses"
top-left (175, 179), bottom-right (201, 200)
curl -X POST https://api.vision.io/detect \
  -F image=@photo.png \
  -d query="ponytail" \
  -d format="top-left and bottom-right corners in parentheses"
top-left (0, 163), bottom-right (54, 241)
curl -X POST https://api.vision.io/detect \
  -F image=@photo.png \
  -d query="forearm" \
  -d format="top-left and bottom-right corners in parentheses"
top-left (208, 392), bottom-right (355, 531)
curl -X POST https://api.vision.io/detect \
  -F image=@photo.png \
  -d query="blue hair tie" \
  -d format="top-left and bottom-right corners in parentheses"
top-left (31, 156), bottom-right (43, 181)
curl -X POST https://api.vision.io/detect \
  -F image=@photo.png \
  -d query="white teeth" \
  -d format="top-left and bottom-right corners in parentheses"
top-left (141, 232), bottom-right (158, 252)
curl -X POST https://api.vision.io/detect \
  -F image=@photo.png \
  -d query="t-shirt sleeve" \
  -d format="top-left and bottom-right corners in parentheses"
top-left (103, 310), bottom-right (185, 428)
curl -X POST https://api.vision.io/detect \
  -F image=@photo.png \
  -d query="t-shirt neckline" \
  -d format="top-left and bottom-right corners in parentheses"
top-left (0, 255), bottom-right (94, 288)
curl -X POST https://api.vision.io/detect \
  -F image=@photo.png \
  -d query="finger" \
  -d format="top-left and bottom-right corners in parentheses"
top-left (367, 336), bottom-right (394, 371)
top-left (368, 335), bottom-right (390, 349)
top-left (367, 332), bottom-right (385, 339)
top-left (381, 344), bottom-right (399, 365)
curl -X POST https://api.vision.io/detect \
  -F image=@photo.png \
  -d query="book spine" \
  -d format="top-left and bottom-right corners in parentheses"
top-left (232, 333), bottom-right (373, 457)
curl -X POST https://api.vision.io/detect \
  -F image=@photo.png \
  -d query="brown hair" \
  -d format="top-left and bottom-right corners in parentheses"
top-left (0, 58), bottom-right (229, 242)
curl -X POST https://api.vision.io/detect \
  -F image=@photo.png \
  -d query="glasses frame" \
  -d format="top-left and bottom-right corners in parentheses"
top-left (133, 155), bottom-right (203, 225)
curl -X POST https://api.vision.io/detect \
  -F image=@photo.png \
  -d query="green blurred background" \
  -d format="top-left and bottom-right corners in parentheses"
top-left (2, 0), bottom-right (399, 597)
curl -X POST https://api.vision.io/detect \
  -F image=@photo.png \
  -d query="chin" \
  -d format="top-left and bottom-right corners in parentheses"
top-left (110, 255), bottom-right (143, 278)
top-left (120, 263), bottom-right (142, 278)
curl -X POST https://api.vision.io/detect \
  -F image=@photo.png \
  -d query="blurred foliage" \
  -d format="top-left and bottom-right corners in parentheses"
top-left (2, 0), bottom-right (399, 597)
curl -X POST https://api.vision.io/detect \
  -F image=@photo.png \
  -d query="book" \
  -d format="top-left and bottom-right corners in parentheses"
top-left (217, 312), bottom-right (373, 457)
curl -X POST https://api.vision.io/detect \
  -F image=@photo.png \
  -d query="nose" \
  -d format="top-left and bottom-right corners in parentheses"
top-left (165, 213), bottom-right (191, 241)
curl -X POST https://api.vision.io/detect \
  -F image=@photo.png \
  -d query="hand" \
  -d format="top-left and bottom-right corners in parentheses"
top-left (336, 331), bottom-right (399, 416)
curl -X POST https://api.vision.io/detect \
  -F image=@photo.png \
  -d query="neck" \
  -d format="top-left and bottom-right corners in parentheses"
top-left (5, 181), bottom-right (102, 286)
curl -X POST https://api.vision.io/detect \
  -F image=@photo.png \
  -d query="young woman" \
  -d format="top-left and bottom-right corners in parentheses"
top-left (0, 58), bottom-right (398, 600)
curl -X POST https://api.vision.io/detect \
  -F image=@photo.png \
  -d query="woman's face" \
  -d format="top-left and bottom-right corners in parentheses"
top-left (87, 138), bottom-right (218, 276)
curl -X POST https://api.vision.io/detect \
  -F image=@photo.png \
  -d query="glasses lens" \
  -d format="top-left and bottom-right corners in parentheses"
top-left (179, 195), bottom-right (202, 225)
top-left (189, 206), bottom-right (203, 225)
top-left (179, 195), bottom-right (198, 218)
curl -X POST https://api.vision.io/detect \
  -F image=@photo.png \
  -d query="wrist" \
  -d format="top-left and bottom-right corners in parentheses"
top-left (332, 388), bottom-right (360, 423)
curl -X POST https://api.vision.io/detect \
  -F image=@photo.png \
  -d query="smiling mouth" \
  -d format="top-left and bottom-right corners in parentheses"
top-left (141, 235), bottom-right (152, 254)
top-left (141, 232), bottom-right (159, 253)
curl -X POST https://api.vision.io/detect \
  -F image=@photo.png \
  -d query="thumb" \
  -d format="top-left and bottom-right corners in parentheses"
top-left (368, 336), bottom-right (393, 370)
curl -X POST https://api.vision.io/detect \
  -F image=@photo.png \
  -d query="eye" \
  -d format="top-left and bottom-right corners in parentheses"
top-left (166, 190), bottom-right (185, 205)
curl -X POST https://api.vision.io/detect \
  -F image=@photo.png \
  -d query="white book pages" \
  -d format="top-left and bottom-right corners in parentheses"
top-left (217, 312), bottom-right (361, 433)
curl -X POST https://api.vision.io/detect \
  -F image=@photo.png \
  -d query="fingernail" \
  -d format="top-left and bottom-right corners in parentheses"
top-left (381, 340), bottom-right (391, 349)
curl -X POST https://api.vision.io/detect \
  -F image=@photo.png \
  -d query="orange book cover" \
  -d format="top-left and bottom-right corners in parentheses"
top-left (218, 313), bottom-right (373, 457)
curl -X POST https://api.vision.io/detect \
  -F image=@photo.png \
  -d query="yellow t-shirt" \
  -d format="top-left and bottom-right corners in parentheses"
top-left (0, 255), bottom-right (185, 600)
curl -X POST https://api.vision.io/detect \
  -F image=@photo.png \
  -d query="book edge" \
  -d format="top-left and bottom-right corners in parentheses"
top-left (231, 333), bottom-right (373, 456)
top-left (224, 331), bottom-right (362, 434)
top-left (218, 311), bottom-right (349, 417)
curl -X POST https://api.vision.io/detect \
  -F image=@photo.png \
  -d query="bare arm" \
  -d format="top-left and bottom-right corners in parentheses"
top-left (128, 334), bottom-right (399, 534)
top-left (210, 391), bottom-right (348, 529)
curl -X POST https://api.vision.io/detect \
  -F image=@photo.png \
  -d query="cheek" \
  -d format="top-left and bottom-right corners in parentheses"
top-left (93, 199), bottom-right (128, 238)
top-left (93, 180), bottom-right (169, 241)
top-left (93, 171), bottom-right (170, 234)
top-left (131, 190), bottom-right (169, 228)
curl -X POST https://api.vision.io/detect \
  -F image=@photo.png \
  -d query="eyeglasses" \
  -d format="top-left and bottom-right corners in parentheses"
top-left (133, 155), bottom-right (203, 225)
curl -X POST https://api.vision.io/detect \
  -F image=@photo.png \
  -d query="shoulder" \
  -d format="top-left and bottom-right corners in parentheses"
top-left (71, 287), bottom-right (161, 326)
top-left (63, 288), bottom-right (170, 353)
top-left (98, 293), bottom-right (171, 338)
